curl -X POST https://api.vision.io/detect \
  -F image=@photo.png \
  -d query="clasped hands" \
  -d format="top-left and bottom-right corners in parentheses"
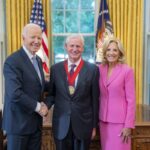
top-left (38, 102), bottom-right (49, 117)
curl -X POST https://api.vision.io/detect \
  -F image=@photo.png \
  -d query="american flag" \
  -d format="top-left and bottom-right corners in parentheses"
top-left (96, 0), bottom-right (113, 62)
top-left (30, 0), bottom-right (49, 74)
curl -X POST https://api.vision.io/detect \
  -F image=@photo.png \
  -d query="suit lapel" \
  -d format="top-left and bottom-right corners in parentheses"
top-left (20, 48), bottom-right (43, 86)
top-left (107, 64), bottom-right (122, 86)
top-left (59, 61), bottom-right (70, 95)
top-left (62, 60), bottom-right (88, 97)
top-left (101, 64), bottom-right (122, 87)
top-left (100, 65), bottom-right (108, 88)
top-left (73, 61), bottom-right (88, 95)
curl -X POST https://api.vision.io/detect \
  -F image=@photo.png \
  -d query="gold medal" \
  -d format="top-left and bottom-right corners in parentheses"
top-left (69, 86), bottom-right (75, 95)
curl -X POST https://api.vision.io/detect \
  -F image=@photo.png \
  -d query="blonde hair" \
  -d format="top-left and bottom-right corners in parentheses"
top-left (102, 37), bottom-right (126, 64)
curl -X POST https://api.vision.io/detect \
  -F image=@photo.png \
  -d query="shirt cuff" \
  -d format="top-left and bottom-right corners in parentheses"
top-left (35, 102), bottom-right (41, 112)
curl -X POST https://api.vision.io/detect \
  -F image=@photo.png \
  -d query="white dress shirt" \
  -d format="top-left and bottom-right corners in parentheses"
top-left (23, 45), bottom-right (41, 112)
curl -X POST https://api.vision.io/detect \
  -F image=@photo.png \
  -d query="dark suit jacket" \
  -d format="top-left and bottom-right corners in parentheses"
top-left (2, 47), bottom-right (45, 135)
top-left (46, 60), bottom-right (100, 140)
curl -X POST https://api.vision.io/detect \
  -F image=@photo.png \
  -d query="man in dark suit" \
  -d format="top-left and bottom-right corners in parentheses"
top-left (45, 34), bottom-right (100, 150)
top-left (2, 23), bottom-right (48, 150)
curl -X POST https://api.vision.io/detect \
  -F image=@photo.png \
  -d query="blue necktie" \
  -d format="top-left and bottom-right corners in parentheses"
top-left (70, 64), bottom-right (76, 76)
top-left (69, 64), bottom-right (76, 88)
top-left (32, 56), bottom-right (42, 83)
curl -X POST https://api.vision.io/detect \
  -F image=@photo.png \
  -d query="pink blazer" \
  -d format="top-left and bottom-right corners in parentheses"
top-left (99, 64), bottom-right (136, 128)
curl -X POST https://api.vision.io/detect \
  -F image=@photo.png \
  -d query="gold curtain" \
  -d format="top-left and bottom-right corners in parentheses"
top-left (104, 0), bottom-right (143, 104)
top-left (6, 0), bottom-right (143, 104)
top-left (5, 0), bottom-right (51, 58)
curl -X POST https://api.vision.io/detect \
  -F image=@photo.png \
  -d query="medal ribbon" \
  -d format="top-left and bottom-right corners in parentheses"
top-left (64, 59), bottom-right (84, 86)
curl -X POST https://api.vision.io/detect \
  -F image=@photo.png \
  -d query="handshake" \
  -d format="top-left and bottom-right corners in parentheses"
top-left (38, 102), bottom-right (49, 117)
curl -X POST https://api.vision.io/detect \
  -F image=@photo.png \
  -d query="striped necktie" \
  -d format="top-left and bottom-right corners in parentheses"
top-left (32, 56), bottom-right (42, 83)
top-left (70, 64), bottom-right (76, 76)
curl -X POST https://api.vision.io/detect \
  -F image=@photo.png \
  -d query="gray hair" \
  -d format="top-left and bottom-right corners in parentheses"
top-left (65, 34), bottom-right (84, 46)
top-left (102, 36), bottom-right (126, 64)
top-left (22, 23), bottom-right (42, 37)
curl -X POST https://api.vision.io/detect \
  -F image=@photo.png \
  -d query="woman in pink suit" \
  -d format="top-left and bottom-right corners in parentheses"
top-left (99, 37), bottom-right (136, 150)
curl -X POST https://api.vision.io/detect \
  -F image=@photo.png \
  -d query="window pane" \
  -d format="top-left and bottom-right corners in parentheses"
top-left (66, 11), bottom-right (78, 33)
top-left (81, 0), bottom-right (95, 9)
top-left (82, 36), bottom-right (95, 62)
top-left (52, 0), bottom-right (95, 63)
top-left (52, 0), bottom-right (64, 9)
top-left (52, 11), bottom-right (64, 33)
top-left (80, 11), bottom-right (94, 33)
top-left (53, 36), bottom-right (67, 63)
top-left (53, 36), bottom-right (95, 63)
top-left (65, 0), bottom-right (79, 9)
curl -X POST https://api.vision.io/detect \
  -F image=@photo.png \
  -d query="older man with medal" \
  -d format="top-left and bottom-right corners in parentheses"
top-left (45, 34), bottom-right (100, 150)
top-left (64, 58), bottom-right (84, 95)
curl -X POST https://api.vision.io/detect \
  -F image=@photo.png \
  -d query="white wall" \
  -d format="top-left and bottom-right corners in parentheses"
top-left (143, 0), bottom-right (150, 104)
top-left (0, 0), bottom-right (5, 109)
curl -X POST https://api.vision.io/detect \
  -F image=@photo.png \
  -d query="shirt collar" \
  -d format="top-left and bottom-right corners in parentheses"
top-left (68, 58), bottom-right (81, 68)
top-left (23, 45), bottom-right (35, 60)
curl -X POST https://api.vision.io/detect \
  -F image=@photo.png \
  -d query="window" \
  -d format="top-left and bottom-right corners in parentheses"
top-left (143, 0), bottom-right (150, 104)
top-left (52, 0), bottom-right (96, 63)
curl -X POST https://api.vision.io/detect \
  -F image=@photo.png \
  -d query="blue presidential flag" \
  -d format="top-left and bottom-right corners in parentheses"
top-left (96, 0), bottom-right (113, 49)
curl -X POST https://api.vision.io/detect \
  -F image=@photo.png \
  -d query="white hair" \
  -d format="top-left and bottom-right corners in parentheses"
top-left (65, 34), bottom-right (84, 46)
top-left (22, 23), bottom-right (42, 37)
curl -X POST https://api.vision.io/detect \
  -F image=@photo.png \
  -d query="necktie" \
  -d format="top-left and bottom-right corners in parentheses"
top-left (70, 64), bottom-right (76, 76)
top-left (69, 64), bottom-right (76, 95)
top-left (32, 56), bottom-right (42, 83)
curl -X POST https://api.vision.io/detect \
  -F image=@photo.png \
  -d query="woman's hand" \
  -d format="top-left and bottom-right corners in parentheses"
top-left (119, 128), bottom-right (131, 143)
top-left (91, 128), bottom-right (96, 140)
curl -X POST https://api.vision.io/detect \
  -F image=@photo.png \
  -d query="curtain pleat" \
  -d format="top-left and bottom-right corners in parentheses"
top-left (5, 0), bottom-right (51, 60)
top-left (104, 0), bottom-right (143, 104)
top-left (6, 0), bottom-right (143, 104)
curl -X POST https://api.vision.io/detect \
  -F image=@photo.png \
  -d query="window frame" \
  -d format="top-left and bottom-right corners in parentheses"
top-left (51, 0), bottom-right (97, 64)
